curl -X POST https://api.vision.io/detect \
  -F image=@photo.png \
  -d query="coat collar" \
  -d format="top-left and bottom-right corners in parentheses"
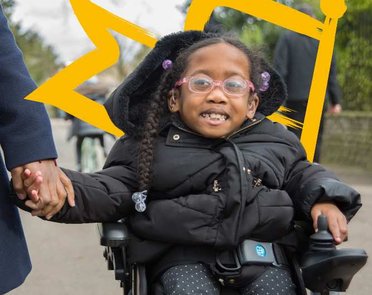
top-left (163, 112), bottom-right (265, 148)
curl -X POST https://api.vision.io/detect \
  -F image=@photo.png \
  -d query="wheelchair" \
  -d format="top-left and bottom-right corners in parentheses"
top-left (97, 215), bottom-right (367, 295)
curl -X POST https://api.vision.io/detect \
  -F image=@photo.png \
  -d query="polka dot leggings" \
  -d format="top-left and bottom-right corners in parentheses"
top-left (240, 267), bottom-right (297, 295)
top-left (160, 263), bottom-right (297, 295)
top-left (160, 264), bottom-right (220, 295)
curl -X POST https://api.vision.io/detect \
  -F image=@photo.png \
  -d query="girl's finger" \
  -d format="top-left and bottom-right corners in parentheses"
top-left (23, 170), bottom-right (42, 188)
top-left (338, 215), bottom-right (348, 242)
top-left (22, 169), bottom-right (32, 180)
top-left (25, 199), bottom-right (43, 211)
top-left (26, 176), bottom-right (43, 199)
top-left (328, 216), bottom-right (342, 244)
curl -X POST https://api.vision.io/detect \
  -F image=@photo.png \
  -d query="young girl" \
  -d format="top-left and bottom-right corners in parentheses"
top-left (16, 31), bottom-right (361, 295)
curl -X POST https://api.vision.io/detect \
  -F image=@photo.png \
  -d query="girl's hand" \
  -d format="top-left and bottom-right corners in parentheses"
top-left (311, 202), bottom-right (348, 244)
top-left (23, 168), bottom-right (43, 203)
top-left (22, 168), bottom-right (75, 219)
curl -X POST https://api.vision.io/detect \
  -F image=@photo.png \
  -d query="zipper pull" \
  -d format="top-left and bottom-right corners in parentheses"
top-left (253, 178), bottom-right (262, 187)
top-left (213, 179), bottom-right (222, 192)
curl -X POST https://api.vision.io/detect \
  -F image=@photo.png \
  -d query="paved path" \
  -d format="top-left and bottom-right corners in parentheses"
top-left (9, 119), bottom-right (371, 295)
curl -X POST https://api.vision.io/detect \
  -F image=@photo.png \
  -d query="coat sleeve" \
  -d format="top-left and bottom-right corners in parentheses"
top-left (283, 137), bottom-right (361, 222)
top-left (48, 166), bottom-right (136, 223)
top-left (11, 137), bottom-right (138, 223)
top-left (326, 54), bottom-right (342, 106)
top-left (49, 136), bottom-right (139, 223)
top-left (0, 5), bottom-right (57, 170)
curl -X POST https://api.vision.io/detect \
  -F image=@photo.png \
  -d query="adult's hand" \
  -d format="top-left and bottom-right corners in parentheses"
top-left (328, 103), bottom-right (342, 115)
top-left (11, 160), bottom-right (75, 219)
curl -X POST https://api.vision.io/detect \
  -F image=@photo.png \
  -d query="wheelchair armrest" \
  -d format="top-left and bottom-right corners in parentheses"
top-left (98, 222), bottom-right (131, 288)
top-left (301, 247), bottom-right (368, 292)
top-left (97, 222), bottom-right (130, 247)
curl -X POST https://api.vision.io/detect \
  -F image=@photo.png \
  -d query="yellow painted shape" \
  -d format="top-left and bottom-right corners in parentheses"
top-left (271, 106), bottom-right (303, 129)
top-left (26, 0), bottom-right (158, 137)
top-left (26, 0), bottom-right (346, 161)
top-left (185, 0), bottom-right (346, 161)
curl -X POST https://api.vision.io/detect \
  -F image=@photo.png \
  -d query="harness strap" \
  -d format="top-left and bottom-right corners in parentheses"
top-left (214, 240), bottom-right (289, 275)
top-left (211, 240), bottom-right (290, 288)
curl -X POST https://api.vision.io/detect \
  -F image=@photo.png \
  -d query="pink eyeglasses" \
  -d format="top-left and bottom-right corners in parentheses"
top-left (175, 75), bottom-right (255, 97)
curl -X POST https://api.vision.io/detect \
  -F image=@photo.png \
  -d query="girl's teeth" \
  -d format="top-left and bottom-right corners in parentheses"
top-left (202, 113), bottom-right (227, 120)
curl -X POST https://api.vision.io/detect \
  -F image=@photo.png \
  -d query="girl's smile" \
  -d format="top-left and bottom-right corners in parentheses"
top-left (200, 108), bottom-right (229, 126)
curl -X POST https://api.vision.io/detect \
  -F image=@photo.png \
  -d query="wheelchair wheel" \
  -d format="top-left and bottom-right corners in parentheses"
top-left (80, 137), bottom-right (106, 172)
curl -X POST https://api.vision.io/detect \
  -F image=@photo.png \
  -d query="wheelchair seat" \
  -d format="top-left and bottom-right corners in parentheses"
top-left (98, 215), bottom-right (367, 295)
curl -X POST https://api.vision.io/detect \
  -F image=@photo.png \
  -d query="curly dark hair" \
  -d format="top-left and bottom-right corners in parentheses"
top-left (137, 36), bottom-right (264, 192)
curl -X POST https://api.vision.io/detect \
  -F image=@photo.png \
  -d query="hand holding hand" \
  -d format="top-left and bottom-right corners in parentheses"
top-left (311, 201), bottom-right (348, 244)
top-left (11, 160), bottom-right (75, 219)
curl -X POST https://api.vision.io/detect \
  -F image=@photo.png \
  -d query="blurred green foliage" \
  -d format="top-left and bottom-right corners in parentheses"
top-left (336, 0), bottom-right (372, 111)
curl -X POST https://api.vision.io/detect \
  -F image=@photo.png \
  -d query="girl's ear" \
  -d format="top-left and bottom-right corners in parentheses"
top-left (246, 93), bottom-right (259, 120)
top-left (168, 89), bottom-right (180, 113)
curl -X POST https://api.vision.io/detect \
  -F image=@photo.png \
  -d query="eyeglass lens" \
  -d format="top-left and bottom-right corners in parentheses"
top-left (189, 76), bottom-right (248, 95)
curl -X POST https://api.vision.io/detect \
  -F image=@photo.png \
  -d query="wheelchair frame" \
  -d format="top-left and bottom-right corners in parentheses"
top-left (97, 218), bottom-right (367, 295)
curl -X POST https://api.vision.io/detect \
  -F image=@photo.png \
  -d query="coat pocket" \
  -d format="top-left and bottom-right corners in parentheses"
top-left (250, 187), bottom-right (294, 241)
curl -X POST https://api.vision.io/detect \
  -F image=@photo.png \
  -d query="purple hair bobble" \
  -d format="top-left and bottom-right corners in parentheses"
top-left (162, 59), bottom-right (173, 70)
top-left (259, 71), bottom-right (270, 92)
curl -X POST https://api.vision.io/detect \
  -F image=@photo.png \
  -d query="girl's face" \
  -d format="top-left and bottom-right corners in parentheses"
top-left (169, 43), bottom-right (259, 138)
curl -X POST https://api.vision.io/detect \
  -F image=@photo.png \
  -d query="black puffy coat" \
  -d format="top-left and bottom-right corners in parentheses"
top-left (49, 113), bottom-right (360, 266)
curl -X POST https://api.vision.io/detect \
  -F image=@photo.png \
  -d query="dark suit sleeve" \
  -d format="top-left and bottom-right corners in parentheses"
top-left (326, 54), bottom-right (342, 105)
top-left (0, 4), bottom-right (57, 170)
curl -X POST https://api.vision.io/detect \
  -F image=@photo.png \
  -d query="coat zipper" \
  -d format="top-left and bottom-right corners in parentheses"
top-left (226, 118), bottom-right (263, 140)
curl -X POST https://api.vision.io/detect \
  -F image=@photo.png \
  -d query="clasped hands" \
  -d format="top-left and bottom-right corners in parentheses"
top-left (11, 159), bottom-right (75, 219)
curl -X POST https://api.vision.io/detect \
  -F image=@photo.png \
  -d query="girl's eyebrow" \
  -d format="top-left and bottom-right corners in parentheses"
top-left (188, 69), bottom-right (249, 78)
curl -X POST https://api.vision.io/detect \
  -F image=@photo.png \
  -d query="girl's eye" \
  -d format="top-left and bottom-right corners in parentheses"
top-left (191, 78), bottom-right (212, 90)
top-left (224, 79), bottom-right (246, 93)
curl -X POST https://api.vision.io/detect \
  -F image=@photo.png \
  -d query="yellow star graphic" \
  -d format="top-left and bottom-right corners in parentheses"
top-left (25, 0), bottom-right (346, 162)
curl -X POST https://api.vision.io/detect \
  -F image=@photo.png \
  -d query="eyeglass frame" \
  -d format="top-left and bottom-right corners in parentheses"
top-left (174, 75), bottom-right (255, 97)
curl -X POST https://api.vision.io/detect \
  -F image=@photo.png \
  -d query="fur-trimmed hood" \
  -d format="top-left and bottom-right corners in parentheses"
top-left (104, 30), bottom-right (287, 135)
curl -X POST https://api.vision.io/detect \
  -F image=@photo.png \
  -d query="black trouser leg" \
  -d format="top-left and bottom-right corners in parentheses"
top-left (76, 136), bottom-right (84, 171)
top-left (284, 100), bottom-right (326, 162)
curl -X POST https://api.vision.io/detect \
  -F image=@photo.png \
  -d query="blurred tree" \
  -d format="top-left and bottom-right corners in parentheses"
top-left (181, 1), bottom-right (319, 57)
top-left (3, 0), bottom-right (61, 85)
top-left (335, 0), bottom-right (372, 111)
top-left (1, 0), bottom-right (15, 18)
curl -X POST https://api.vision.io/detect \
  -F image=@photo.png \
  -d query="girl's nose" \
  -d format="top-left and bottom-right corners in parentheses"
top-left (206, 85), bottom-right (228, 104)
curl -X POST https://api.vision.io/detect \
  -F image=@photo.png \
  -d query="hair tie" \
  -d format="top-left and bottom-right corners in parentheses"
top-left (162, 59), bottom-right (173, 71)
top-left (259, 71), bottom-right (270, 92)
